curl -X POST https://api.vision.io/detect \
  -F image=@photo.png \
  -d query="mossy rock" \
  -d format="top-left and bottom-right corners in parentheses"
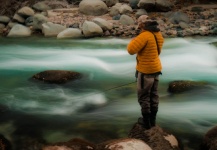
top-left (32, 70), bottom-right (82, 84)
top-left (168, 80), bottom-right (208, 93)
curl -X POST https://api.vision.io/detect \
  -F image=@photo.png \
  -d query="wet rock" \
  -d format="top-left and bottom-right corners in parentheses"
top-left (168, 80), bottom-right (208, 93)
top-left (32, 70), bottom-right (82, 84)
top-left (97, 138), bottom-right (152, 150)
top-left (200, 126), bottom-right (217, 150)
top-left (128, 123), bottom-right (181, 150)
top-left (42, 138), bottom-right (96, 150)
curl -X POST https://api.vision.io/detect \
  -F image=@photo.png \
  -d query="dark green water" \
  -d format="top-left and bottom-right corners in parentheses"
top-left (0, 36), bottom-right (217, 149)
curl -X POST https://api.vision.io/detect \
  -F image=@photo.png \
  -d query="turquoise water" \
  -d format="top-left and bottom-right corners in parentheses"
top-left (0, 36), bottom-right (217, 149)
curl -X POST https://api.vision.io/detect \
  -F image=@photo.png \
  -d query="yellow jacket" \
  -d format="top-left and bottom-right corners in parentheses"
top-left (127, 30), bottom-right (164, 74)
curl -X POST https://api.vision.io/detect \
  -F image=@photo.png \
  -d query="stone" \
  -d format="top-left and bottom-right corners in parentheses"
top-left (156, 0), bottom-right (173, 12)
top-left (33, 2), bottom-right (51, 11)
top-left (0, 15), bottom-right (10, 24)
top-left (42, 22), bottom-right (66, 37)
top-left (13, 13), bottom-right (25, 23)
top-left (201, 126), bottom-right (217, 150)
top-left (82, 21), bottom-right (103, 37)
top-left (119, 4), bottom-right (133, 14)
top-left (7, 24), bottom-right (31, 37)
top-left (98, 138), bottom-right (152, 150)
top-left (79, 0), bottom-right (108, 16)
top-left (168, 80), bottom-right (208, 93)
top-left (92, 18), bottom-right (113, 31)
top-left (33, 14), bottom-right (48, 30)
top-left (128, 124), bottom-right (180, 150)
top-left (32, 70), bottom-right (82, 84)
top-left (119, 14), bottom-right (135, 25)
top-left (17, 6), bottom-right (35, 17)
top-left (57, 28), bottom-right (83, 39)
top-left (137, 0), bottom-right (155, 11)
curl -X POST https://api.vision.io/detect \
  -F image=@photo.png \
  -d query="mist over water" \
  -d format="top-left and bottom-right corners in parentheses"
top-left (0, 36), bottom-right (217, 149)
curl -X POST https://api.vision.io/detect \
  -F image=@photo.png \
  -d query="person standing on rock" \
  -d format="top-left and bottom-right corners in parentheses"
top-left (127, 15), bottom-right (164, 129)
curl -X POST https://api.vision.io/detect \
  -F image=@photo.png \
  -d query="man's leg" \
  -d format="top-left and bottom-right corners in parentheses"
top-left (137, 72), bottom-right (154, 129)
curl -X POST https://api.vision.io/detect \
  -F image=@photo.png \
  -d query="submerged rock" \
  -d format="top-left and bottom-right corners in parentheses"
top-left (168, 80), bottom-right (208, 93)
top-left (32, 70), bottom-right (82, 84)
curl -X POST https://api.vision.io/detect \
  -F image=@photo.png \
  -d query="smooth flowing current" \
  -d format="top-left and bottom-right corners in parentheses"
top-left (0, 36), bottom-right (217, 150)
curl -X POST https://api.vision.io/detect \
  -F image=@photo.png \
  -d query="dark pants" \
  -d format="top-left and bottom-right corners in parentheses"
top-left (137, 72), bottom-right (159, 114)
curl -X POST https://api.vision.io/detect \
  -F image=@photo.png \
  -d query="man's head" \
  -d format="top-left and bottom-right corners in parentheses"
top-left (137, 16), bottom-right (160, 32)
top-left (137, 15), bottom-right (149, 30)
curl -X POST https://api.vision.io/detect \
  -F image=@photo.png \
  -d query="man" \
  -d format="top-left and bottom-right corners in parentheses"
top-left (127, 16), bottom-right (164, 129)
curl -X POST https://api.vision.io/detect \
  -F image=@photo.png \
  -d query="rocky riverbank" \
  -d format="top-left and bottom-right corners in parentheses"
top-left (0, 0), bottom-right (216, 39)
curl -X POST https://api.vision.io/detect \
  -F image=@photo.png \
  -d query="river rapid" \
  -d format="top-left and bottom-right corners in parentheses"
top-left (0, 36), bottom-right (217, 149)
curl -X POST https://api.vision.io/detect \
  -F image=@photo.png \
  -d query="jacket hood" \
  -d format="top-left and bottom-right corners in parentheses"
top-left (143, 21), bottom-right (160, 32)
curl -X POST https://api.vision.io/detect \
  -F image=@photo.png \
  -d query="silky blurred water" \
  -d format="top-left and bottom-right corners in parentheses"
top-left (0, 36), bottom-right (217, 149)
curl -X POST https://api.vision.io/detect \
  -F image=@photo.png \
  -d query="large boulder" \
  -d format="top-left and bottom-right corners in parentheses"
top-left (32, 14), bottom-right (48, 30)
top-left (57, 28), bottom-right (83, 39)
top-left (82, 21), bottom-right (103, 37)
top-left (42, 22), bottom-right (66, 37)
top-left (32, 70), bottom-right (82, 84)
top-left (168, 80), bottom-right (208, 93)
top-left (79, 0), bottom-right (108, 16)
top-left (128, 124), bottom-right (180, 150)
top-left (7, 24), bottom-right (32, 37)
top-left (201, 126), bottom-right (217, 150)
top-left (97, 138), bottom-right (152, 150)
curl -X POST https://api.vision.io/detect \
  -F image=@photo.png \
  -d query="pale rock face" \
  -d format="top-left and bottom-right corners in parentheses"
top-left (105, 139), bottom-right (152, 150)
top-left (82, 21), bottom-right (103, 37)
top-left (57, 28), bottom-right (83, 39)
top-left (42, 22), bottom-right (66, 37)
top-left (79, 0), bottom-right (108, 16)
top-left (7, 24), bottom-right (31, 37)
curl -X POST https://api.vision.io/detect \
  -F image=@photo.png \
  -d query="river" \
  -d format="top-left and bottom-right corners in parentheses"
top-left (0, 36), bottom-right (217, 149)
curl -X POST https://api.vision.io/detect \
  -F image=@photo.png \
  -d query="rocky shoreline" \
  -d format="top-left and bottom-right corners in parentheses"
top-left (0, 0), bottom-right (216, 39)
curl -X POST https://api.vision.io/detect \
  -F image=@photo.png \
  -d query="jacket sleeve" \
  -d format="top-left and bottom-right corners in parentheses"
top-left (127, 33), bottom-right (148, 55)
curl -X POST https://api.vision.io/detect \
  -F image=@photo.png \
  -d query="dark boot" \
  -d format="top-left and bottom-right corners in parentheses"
top-left (150, 111), bottom-right (157, 127)
top-left (141, 113), bottom-right (151, 129)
